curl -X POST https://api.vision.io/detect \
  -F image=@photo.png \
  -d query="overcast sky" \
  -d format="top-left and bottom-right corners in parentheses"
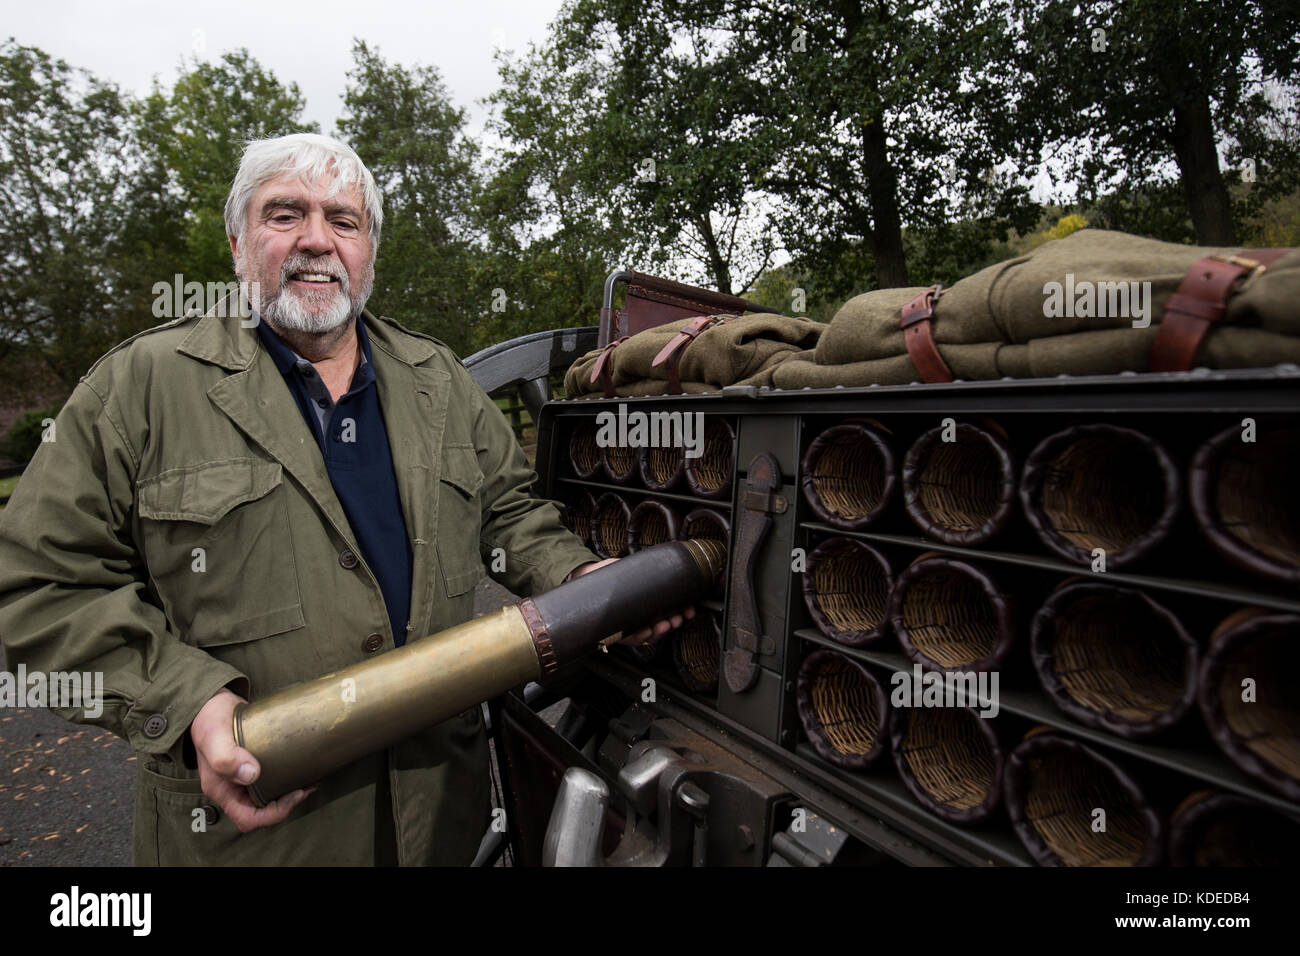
top-left (4, 0), bottom-right (567, 134)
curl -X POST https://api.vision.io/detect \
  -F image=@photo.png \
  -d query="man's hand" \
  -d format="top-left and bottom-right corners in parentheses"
top-left (568, 558), bottom-right (696, 648)
top-left (190, 688), bottom-right (315, 833)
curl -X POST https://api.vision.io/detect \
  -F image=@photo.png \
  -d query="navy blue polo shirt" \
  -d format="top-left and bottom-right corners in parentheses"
top-left (257, 317), bottom-right (414, 647)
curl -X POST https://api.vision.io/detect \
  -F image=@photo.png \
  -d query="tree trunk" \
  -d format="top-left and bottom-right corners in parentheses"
top-left (861, 115), bottom-right (911, 288)
top-left (843, 0), bottom-right (910, 288)
top-left (1166, 91), bottom-right (1237, 245)
top-left (695, 212), bottom-right (734, 295)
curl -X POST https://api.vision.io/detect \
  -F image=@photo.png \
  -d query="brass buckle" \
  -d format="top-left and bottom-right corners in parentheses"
top-left (1209, 254), bottom-right (1267, 291)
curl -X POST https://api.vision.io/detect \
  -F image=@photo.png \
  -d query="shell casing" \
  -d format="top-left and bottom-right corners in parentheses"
top-left (234, 605), bottom-right (539, 806)
top-left (232, 539), bottom-right (727, 805)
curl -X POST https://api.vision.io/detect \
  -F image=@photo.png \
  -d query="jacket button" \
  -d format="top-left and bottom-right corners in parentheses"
top-left (143, 714), bottom-right (168, 738)
top-left (362, 633), bottom-right (384, 653)
top-left (339, 549), bottom-right (359, 570)
top-left (201, 805), bottom-right (220, 827)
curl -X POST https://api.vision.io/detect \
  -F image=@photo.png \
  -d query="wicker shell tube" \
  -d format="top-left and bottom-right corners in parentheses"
top-left (680, 507), bottom-right (730, 545)
top-left (801, 421), bottom-right (898, 530)
top-left (1003, 729), bottom-right (1164, 866)
top-left (1168, 790), bottom-right (1300, 867)
top-left (672, 611), bottom-right (722, 694)
top-left (796, 649), bottom-right (891, 771)
top-left (890, 704), bottom-right (1004, 825)
top-left (903, 421), bottom-right (1016, 546)
top-left (801, 537), bottom-right (894, 647)
top-left (1019, 423), bottom-right (1181, 569)
top-left (640, 444), bottom-right (686, 492)
top-left (600, 441), bottom-right (640, 486)
top-left (1031, 582), bottom-right (1198, 739)
top-left (683, 419), bottom-right (737, 500)
top-left (568, 422), bottom-right (602, 479)
top-left (565, 490), bottom-right (598, 548)
top-left (627, 499), bottom-right (681, 553)
top-left (1198, 609), bottom-right (1300, 802)
top-left (1190, 423), bottom-right (1300, 585)
top-left (887, 555), bottom-right (1017, 673)
top-left (589, 493), bottom-right (632, 559)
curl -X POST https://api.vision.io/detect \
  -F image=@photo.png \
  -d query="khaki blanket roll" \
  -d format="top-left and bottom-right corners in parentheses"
top-left (786, 229), bottom-right (1300, 386)
top-left (564, 230), bottom-right (1300, 396)
top-left (564, 312), bottom-right (824, 398)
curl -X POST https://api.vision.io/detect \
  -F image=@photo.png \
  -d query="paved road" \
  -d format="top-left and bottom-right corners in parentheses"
top-left (0, 576), bottom-right (520, 867)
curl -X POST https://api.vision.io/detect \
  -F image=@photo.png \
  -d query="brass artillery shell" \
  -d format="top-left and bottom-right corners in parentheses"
top-left (234, 539), bottom-right (725, 805)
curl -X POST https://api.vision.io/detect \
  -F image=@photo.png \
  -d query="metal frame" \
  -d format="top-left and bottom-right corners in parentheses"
top-left (469, 315), bottom-right (1300, 865)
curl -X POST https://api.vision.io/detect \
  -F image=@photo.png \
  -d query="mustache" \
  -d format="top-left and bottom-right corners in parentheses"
top-left (279, 255), bottom-right (350, 294)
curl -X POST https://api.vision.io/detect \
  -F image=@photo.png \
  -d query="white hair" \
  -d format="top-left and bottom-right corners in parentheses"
top-left (224, 133), bottom-right (383, 252)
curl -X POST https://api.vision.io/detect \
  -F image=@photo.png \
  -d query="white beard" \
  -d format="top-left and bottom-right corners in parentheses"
top-left (240, 251), bottom-right (374, 335)
top-left (259, 282), bottom-right (355, 334)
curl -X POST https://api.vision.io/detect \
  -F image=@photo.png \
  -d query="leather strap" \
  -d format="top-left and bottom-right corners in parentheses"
top-left (1150, 249), bottom-right (1289, 372)
top-left (651, 315), bottom-right (730, 394)
top-left (900, 285), bottom-right (953, 383)
top-left (589, 335), bottom-right (630, 398)
top-left (723, 452), bottom-right (785, 694)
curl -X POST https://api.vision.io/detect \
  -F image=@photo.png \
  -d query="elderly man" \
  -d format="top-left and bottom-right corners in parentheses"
top-left (0, 133), bottom-right (682, 865)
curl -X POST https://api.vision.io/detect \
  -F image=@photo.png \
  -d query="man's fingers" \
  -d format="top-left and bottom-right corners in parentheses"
top-left (221, 784), bottom-right (313, 834)
top-left (626, 626), bottom-right (654, 645)
top-left (616, 604), bottom-right (699, 647)
top-left (209, 744), bottom-right (261, 786)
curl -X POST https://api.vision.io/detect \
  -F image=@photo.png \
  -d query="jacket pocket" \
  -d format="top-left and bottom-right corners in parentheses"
top-left (436, 444), bottom-right (486, 596)
top-left (136, 458), bottom-right (305, 646)
top-left (132, 762), bottom-right (242, 866)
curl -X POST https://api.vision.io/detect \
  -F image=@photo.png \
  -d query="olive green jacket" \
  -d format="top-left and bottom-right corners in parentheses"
top-left (0, 306), bottom-right (598, 865)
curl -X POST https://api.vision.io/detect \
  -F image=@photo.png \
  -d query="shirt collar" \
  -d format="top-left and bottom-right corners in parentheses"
top-left (256, 315), bottom-right (373, 381)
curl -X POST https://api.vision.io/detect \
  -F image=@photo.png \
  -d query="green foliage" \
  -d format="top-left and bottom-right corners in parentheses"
top-left (4, 402), bottom-right (63, 465)
top-left (0, 42), bottom-right (139, 387)
top-left (474, 37), bottom-right (633, 349)
top-left (4, 2), bottom-right (1300, 394)
top-left (136, 50), bottom-right (318, 284)
top-left (1243, 186), bottom-right (1300, 247)
top-left (1012, 0), bottom-right (1300, 244)
top-left (337, 41), bottom-right (482, 355)
top-left (0, 43), bottom-right (316, 394)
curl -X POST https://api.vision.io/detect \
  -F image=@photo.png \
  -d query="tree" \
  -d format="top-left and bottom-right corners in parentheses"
top-left (337, 41), bottom-right (481, 355)
top-left (1014, 0), bottom-right (1300, 244)
top-left (476, 37), bottom-right (634, 348)
top-left (552, 6), bottom-right (782, 295)
top-left (0, 41), bottom-right (138, 389)
top-left (135, 50), bottom-right (317, 285)
top-left (553, 0), bottom-right (1038, 297)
